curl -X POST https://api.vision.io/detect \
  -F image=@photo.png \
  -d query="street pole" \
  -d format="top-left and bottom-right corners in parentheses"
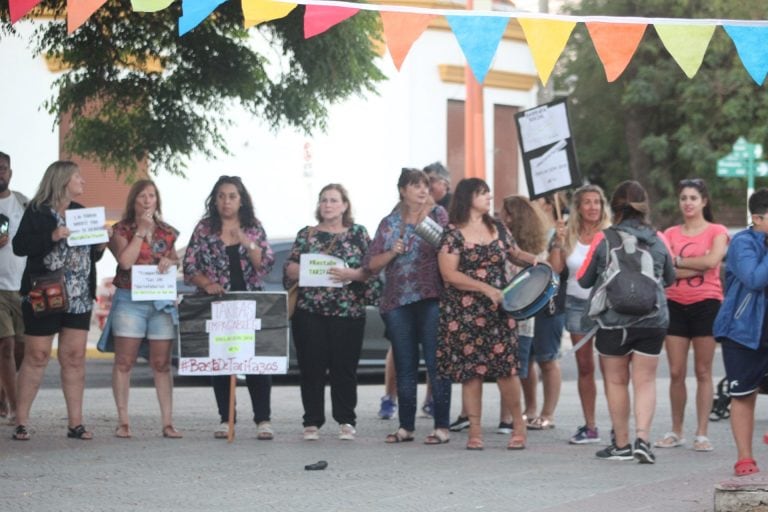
top-left (748, 147), bottom-right (755, 226)
top-left (464, 0), bottom-right (485, 179)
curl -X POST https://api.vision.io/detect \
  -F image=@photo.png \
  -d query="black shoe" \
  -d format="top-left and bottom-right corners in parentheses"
top-left (449, 415), bottom-right (470, 432)
top-left (633, 438), bottom-right (656, 464)
top-left (595, 442), bottom-right (633, 461)
top-left (496, 421), bottom-right (514, 435)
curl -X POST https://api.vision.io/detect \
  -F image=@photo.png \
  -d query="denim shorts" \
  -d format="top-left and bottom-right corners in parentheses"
top-left (110, 289), bottom-right (176, 340)
top-left (531, 312), bottom-right (565, 362)
top-left (721, 337), bottom-right (768, 396)
top-left (517, 335), bottom-right (532, 378)
top-left (565, 295), bottom-right (596, 336)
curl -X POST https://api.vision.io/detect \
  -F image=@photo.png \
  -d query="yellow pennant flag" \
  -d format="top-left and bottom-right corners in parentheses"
top-left (655, 24), bottom-right (715, 79)
top-left (242, 0), bottom-right (297, 28)
top-left (131, 0), bottom-right (173, 11)
top-left (518, 18), bottom-right (576, 85)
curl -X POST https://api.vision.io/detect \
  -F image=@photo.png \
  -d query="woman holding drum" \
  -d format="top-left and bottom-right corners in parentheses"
top-left (437, 178), bottom-right (539, 450)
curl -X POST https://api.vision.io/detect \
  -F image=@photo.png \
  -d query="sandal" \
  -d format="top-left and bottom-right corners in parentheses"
top-left (734, 458), bottom-right (760, 476)
top-left (115, 424), bottom-right (132, 439)
top-left (424, 429), bottom-right (450, 445)
top-left (466, 436), bottom-right (484, 450)
top-left (653, 431), bottom-right (685, 448)
top-left (527, 416), bottom-right (555, 430)
top-left (256, 421), bottom-right (274, 441)
top-left (162, 425), bottom-right (183, 439)
top-left (692, 435), bottom-right (713, 452)
top-left (507, 433), bottom-right (526, 450)
top-left (67, 424), bottom-right (93, 440)
top-left (12, 425), bottom-right (30, 441)
top-left (385, 428), bottom-right (414, 443)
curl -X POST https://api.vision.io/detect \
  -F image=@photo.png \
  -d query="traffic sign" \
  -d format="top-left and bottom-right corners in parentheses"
top-left (717, 155), bottom-right (747, 177)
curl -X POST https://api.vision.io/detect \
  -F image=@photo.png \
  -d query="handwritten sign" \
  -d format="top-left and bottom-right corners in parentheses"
top-left (66, 207), bottom-right (109, 246)
top-left (177, 292), bottom-right (289, 376)
top-left (131, 265), bottom-right (177, 301)
top-left (298, 253), bottom-right (345, 288)
top-left (517, 102), bottom-right (570, 152)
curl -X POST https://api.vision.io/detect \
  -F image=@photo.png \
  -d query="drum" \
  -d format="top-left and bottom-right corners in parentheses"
top-left (502, 265), bottom-right (560, 320)
top-left (413, 216), bottom-right (444, 248)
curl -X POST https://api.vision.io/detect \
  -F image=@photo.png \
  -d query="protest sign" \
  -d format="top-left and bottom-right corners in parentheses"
top-left (514, 98), bottom-right (581, 199)
top-left (66, 206), bottom-right (109, 246)
top-left (298, 253), bottom-right (345, 288)
top-left (131, 265), bottom-right (177, 301)
top-left (177, 292), bottom-right (289, 376)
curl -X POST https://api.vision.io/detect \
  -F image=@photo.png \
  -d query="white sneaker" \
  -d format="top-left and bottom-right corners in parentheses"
top-left (304, 426), bottom-right (320, 441)
top-left (339, 424), bottom-right (356, 441)
top-left (214, 423), bottom-right (228, 439)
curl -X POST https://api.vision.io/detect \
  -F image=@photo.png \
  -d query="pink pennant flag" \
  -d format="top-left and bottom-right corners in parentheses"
top-left (304, 5), bottom-right (359, 39)
top-left (380, 12), bottom-right (436, 70)
top-left (68, 0), bottom-right (108, 34)
top-left (9, 0), bottom-right (41, 23)
top-left (586, 22), bottom-right (647, 82)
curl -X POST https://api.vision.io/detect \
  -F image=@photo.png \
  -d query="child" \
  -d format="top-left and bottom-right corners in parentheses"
top-left (713, 188), bottom-right (768, 476)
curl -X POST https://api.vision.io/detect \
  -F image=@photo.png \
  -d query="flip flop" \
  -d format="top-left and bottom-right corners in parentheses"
top-left (734, 458), bottom-right (760, 476)
top-left (385, 428), bottom-right (414, 443)
top-left (692, 435), bottom-right (713, 452)
top-left (507, 433), bottom-right (526, 450)
top-left (424, 430), bottom-right (450, 445)
top-left (115, 424), bottom-right (132, 439)
top-left (653, 431), bottom-right (685, 448)
top-left (466, 437), bottom-right (484, 450)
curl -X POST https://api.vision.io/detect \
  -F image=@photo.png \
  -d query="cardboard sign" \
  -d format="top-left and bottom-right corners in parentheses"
top-left (66, 207), bottom-right (109, 246)
top-left (514, 98), bottom-right (581, 200)
top-left (177, 292), bottom-right (289, 376)
top-left (131, 265), bottom-right (177, 301)
top-left (298, 253), bottom-right (345, 288)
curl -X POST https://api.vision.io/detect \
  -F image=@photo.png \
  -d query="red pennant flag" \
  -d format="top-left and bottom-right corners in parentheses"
top-left (9, 0), bottom-right (42, 23)
top-left (380, 12), bottom-right (436, 70)
top-left (304, 5), bottom-right (359, 39)
top-left (68, 0), bottom-right (108, 34)
top-left (586, 22), bottom-right (647, 82)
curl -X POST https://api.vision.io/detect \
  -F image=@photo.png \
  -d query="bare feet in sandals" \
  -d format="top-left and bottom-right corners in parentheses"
top-left (115, 424), bottom-right (132, 438)
top-left (162, 425), bottom-right (183, 439)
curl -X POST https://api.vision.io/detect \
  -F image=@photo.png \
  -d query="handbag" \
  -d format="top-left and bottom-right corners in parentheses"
top-left (28, 269), bottom-right (68, 317)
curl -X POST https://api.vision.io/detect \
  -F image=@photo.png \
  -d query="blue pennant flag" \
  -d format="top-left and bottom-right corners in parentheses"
top-left (724, 25), bottom-right (768, 85)
top-left (179, 0), bottom-right (227, 36)
top-left (446, 15), bottom-right (509, 84)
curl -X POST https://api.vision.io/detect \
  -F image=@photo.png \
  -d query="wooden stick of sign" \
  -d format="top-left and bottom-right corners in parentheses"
top-left (227, 374), bottom-right (236, 443)
top-left (554, 193), bottom-right (562, 221)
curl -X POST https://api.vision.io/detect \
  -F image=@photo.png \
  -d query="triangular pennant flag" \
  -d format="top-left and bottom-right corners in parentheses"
top-left (380, 12), bottom-right (436, 70)
top-left (723, 25), bottom-right (768, 85)
top-left (446, 15), bottom-right (509, 84)
top-left (131, 0), bottom-right (174, 12)
top-left (655, 24), bottom-right (715, 79)
top-left (9, 0), bottom-right (41, 23)
top-left (67, 0), bottom-right (108, 34)
top-left (242, 0), bottom-right (297, 28)
top-left (179, 0), bottom-right (227, 36)
top-left (586, 22), bottom-right (647, 82)
top-left (304, 5), bottom-right (359, 39)
top-left (518, 18), bottom-right (576, 85)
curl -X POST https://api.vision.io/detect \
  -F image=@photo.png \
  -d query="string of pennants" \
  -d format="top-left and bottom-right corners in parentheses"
top-left (10, 0), bottom-right (768, 85)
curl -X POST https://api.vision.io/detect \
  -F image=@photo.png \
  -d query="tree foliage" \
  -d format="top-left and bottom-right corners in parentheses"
top-left (555, 0), bottom-right (768, 226)
top-left (0, 1), bottom-right (385, 178)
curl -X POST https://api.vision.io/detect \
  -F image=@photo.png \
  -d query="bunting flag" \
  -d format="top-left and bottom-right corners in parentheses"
top-left (518, 18), bottom-right (576, 85)
top-left (655, 24), bottom-right (715, 79)
top-left (304, 4), bottom-right (359, 38)
top-left (446, 15), bottom-right (509, 84)
top-left (131, 0), bottom-right (174, 12)
top-left (723, 25), bottom-right (768, 85)
top-left (67, 0), bottom-right (108, 34)
top-left (380, 12), bottom-right (436, 70)
top-left (9, 0), bottom-right (41, 23)
top-left (178, 0), bottom-right (227, 36)
top-left (586, 22), bottom-right (647, 82)
top-left (242, 0), bottom-right (297, 28)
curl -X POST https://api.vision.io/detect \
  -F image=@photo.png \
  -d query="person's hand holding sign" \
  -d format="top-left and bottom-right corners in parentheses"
top-left (157, 256), bottom-right (175, 274)
top-left (51, 225), bottom-right (70, 242)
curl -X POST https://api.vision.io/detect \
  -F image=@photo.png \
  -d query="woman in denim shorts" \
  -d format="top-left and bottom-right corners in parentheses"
top-left (99, 180), bottom-right (182, 439)
top-left (562, 185), bottom-right (611, 445)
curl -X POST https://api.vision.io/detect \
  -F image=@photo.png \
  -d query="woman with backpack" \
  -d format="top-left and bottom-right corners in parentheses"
top-left (577, 181), bottom-right (675, 464)
top-left (654, 179), bottom-right (728, 452)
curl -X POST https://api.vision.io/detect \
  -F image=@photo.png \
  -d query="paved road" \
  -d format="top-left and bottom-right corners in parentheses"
top-left (2, 346), bottom-right (766, 512)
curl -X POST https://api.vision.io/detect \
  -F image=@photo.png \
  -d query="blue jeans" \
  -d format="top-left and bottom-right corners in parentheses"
top-left (383, 299), bottom-right (451, 431)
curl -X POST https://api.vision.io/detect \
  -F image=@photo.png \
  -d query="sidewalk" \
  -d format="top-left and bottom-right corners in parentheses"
top-left (2, 372), bottom-right (764, 512)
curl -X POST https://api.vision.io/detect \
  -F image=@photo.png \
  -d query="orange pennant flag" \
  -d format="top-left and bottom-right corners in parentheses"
top-left (586, 22), bottom-right (647, 82)
top-left (380, 12), bottom-right (436, 70)
top-left (68, 0), bottom-right (108, 34)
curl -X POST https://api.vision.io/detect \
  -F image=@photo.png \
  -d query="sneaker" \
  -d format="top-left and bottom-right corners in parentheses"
top-left (339, 424), bottom-right (356, 441)
top-left (304, 426), bottom-right (320, 441)
top-left (569, 425), bottom-right (601, 445)
top-left (378, 395), bottom-right (397, 420)
top-left (496, 422), bottom-right (514, 435)
top-left (214, 422), bottom-right (228, 439)
top-left (633, 438), bottom-right (656, 464)
top-left (420, 398), bottom-right (434, 418)
top-left (449, 415), bottom-right (470, 432)
top-left (595, 443), bottom-right (634, 461)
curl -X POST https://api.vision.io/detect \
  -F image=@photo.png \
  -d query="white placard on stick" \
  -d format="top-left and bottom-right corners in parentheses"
top-left (298, 253), bottom-right (345, 288)
top-left (517, 102), bottom-right (571, 152)
top-left (131, 265), bottom-right (177, 301)
top-left (66, 207), bottom-right (109, 246)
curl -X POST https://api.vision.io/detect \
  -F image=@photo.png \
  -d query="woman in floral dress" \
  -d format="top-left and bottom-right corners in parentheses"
top-left (437, 178), bottom-right (539, 451)
top-left (283, 184), bottom-right (378, 441)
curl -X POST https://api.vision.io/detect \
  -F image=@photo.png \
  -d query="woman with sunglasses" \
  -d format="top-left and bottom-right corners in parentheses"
top-left (654, 179), bottom-right (728, 452)
top-left (183, 176), bottom-right (275, 440)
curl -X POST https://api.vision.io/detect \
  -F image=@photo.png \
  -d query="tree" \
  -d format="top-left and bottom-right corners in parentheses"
top-left (0, 1), bottom-right (385, 178)
top-left (555, 0), bottom-right (768, 226)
